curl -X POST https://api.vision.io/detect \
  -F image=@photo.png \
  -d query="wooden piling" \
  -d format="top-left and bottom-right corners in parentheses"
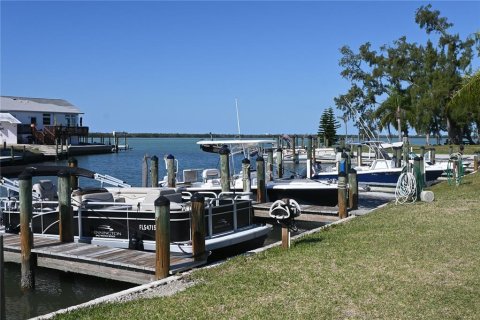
top-left (55, 138), bottom-right (59, 160)
top-left (281, 225), bottom-right (290, 249)
top-left (241, 158), bottom-right (251, 193)
top-left (396, 147), bottom-right (403, 168)
top-left (357, 144), bottom-right (363, 166)
top-left (219, 146), bottom-right (231, 193)
top-left (413, 157), bottom-right (422, 198)
top-left (142, 154), bottom-right (149, 187)
top-left (266, 148), bottom-right (274, 182)
top-left (19, 172), bottom-right (34, 290)
top-left (276, 148), bottom-right (283, 179)
top-left (191, 193), bottom-right (206, 261)
top-left (256, 156), bottom-right (266, 203)
top-left (114, 132), bottom-right (119, 153)
top-left (291, 135), bottom-right (297, 164)
top-left (154, 196), bottom-right (170, 280)
top-left (151, 155), bottom-right (159, 188)
top-left (474, 154), bottom-right (479, 172)
top-left (430, 148), bottom-right (436, 164)
top-left (338, 172), bottom-right (348, 219)
top-left (58, 170), bottom-right (74, 243)
top-left (166, 154), bottom-right (176, 188)
top-left (311, 136), bottom-right (316, 164)
top-left (10, 146), bottom-right (14, 161)
top-left (68, 157), bottom-right (78, 191)
top-left (348, 168), bottom-right (358, 210)
top-left (0, 235), bottom-right (5, 320)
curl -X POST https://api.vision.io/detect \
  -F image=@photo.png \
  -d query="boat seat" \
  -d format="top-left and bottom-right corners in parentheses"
top-left (183, 169), bottom-right (199, 183)
top-left (140, 188), bottom-right (183, 211)
top-left (72, 188), bottom-right (114, 206)
top-left (202, 169), bottom-right (220, 182)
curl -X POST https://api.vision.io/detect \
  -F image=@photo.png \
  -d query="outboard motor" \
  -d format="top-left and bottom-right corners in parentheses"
top-left (269, 198), bottom-right (302, 231)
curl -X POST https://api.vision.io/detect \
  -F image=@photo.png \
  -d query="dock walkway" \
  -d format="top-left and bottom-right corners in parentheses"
top-left (1, 233), bottom-right (205, 284)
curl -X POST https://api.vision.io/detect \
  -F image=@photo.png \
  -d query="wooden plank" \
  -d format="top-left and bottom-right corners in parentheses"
top-left (2, 234), bottom-right (207, 284)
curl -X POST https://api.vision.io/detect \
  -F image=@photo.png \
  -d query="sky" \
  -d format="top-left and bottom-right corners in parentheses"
top-left (1, 1), bottom-right (479, 135)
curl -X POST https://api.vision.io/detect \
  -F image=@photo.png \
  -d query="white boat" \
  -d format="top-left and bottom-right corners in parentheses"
top-left (160, 139), bottom-right (339, 206)
top-left (0, 165), bottom-right (272, 257)
top-left (313, 142), bottom-right (446, 188)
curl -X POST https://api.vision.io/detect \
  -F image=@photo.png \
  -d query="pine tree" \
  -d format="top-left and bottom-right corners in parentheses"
top-left (318, 107), bottom-right (340, 147)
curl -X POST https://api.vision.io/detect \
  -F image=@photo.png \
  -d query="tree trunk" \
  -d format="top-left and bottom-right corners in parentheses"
top-left (446, 117), bottom-right (462, 144)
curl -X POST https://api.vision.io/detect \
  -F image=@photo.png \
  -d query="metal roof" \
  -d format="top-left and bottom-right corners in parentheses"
top-left (0, 112), bottom-right (21, 124)
top-left (0, 96), bottom-right (83, 114)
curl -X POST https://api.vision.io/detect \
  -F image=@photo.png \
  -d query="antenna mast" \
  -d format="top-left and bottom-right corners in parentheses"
top-left (235, 97), bottom-right (247, 158)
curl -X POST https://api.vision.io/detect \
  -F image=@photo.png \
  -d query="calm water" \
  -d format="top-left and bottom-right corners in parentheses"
top-left (4, 262), bottom-right (133, 320)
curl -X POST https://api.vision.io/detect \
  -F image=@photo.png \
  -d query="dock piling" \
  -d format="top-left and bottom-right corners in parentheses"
top-left (151, 155), bottom-right (159, 188)
top-left (430, 148), bottom-right (436, 164)
top-left (68, 158), bottom-right (78, 191)
top-left (256, 156), bottom-right (266, 203)
top-left (191, 193), bottom-right (206, 261)
top-left (219, 146), bottom-right (231, 193)
top-left (474, 154), bottom-right (479, 172)
top-left (58, 170), bottom-right (74, 242)
top-left (0, 235), bottom-right (5, 320)
top-left (348, 168), bottom-right (358, 210)
top-left (282, 225), bottom-right (291, 249)
top-left (276, 148), bottom-right (283, 178)
top-left (154, 196), bottom-right (170, 280)
top-left (266, 148), bottom-right (274, 182)
top-left (292, 135), bottom-right (297, 164)
top-left (357, 144), bottom-right (363, 166)
top-left (166, 154), bottom-right (176, 188)
top-left (19, 172), bottom-right (35, 290)
top-left (241, 158), bottom-right (251, 193)
top-left (338, 172), bottom-right (348, 219)
top-left (142, 154), bottom-right (149, 187)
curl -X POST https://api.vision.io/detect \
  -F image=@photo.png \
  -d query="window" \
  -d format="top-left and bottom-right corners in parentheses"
top-left (30, 117), bottom-right (37, 125)
top-left (43, 113), bottom-right (51, 125)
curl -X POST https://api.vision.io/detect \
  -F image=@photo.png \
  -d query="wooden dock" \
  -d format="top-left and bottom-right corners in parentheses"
top-left (1, 233), bottom-right (206, 284)
top-left (253, 202), bottom-right (340, 223)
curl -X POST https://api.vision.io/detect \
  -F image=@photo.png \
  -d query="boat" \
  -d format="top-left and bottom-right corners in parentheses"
top-left (312, 142), bottom-right (446, 188)
top-left (266, 177), bottom-right (338, 206)
top-left (0, 165), bottom-right (272, 257)
top-left (160, 139), bottom-right (339, 206)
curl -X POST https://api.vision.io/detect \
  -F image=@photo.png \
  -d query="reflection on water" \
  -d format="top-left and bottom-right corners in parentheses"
top-left (4, 263), bottom-right (133, 320)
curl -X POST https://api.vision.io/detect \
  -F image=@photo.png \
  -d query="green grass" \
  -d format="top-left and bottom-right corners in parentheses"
top-left (56, 174), bottom-right (480, 320)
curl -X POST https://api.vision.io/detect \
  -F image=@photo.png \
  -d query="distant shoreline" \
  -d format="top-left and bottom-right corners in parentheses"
top-left (89, 132), bottom-right (449, 139)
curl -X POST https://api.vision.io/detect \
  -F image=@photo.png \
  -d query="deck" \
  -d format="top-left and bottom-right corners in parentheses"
top-left (1, 233), bottom-right (206, 284)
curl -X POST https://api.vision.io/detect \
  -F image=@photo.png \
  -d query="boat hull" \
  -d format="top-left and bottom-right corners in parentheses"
top-left (1, 199), bottom-right (271, 255)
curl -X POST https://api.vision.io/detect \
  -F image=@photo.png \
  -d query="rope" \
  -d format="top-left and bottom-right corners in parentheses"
top-left (395, 170), bottom-right (417, 205)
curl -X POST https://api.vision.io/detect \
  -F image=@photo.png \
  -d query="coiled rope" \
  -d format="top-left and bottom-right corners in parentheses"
top-left (395, 169), bottom-right (417, 205)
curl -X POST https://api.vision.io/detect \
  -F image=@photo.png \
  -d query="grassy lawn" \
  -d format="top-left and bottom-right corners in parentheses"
top-left (56, 173), bottom-right (480, 320)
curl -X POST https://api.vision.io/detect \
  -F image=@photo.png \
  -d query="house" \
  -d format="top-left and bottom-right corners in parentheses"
top-left (0, 96), bottom-right (89, 145)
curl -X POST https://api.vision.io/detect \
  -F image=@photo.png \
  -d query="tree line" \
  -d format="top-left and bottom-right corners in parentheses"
top-left (332, 4), bottom-right (480, 145)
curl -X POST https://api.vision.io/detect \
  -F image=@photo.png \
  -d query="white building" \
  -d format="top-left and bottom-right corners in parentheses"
top-left (0, 96), bottom-right (87, 144)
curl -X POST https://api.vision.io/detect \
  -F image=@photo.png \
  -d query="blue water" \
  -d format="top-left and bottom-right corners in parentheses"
top-left (45, 137), bottom-right (293, 187)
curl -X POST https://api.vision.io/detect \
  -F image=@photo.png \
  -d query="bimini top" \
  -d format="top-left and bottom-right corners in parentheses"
top-left (197, 139), bottom-right (276, 154)
top-left (196, 139), bottom-right (275, 146)
top-left (0, 165), bottom-right (96, 178)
